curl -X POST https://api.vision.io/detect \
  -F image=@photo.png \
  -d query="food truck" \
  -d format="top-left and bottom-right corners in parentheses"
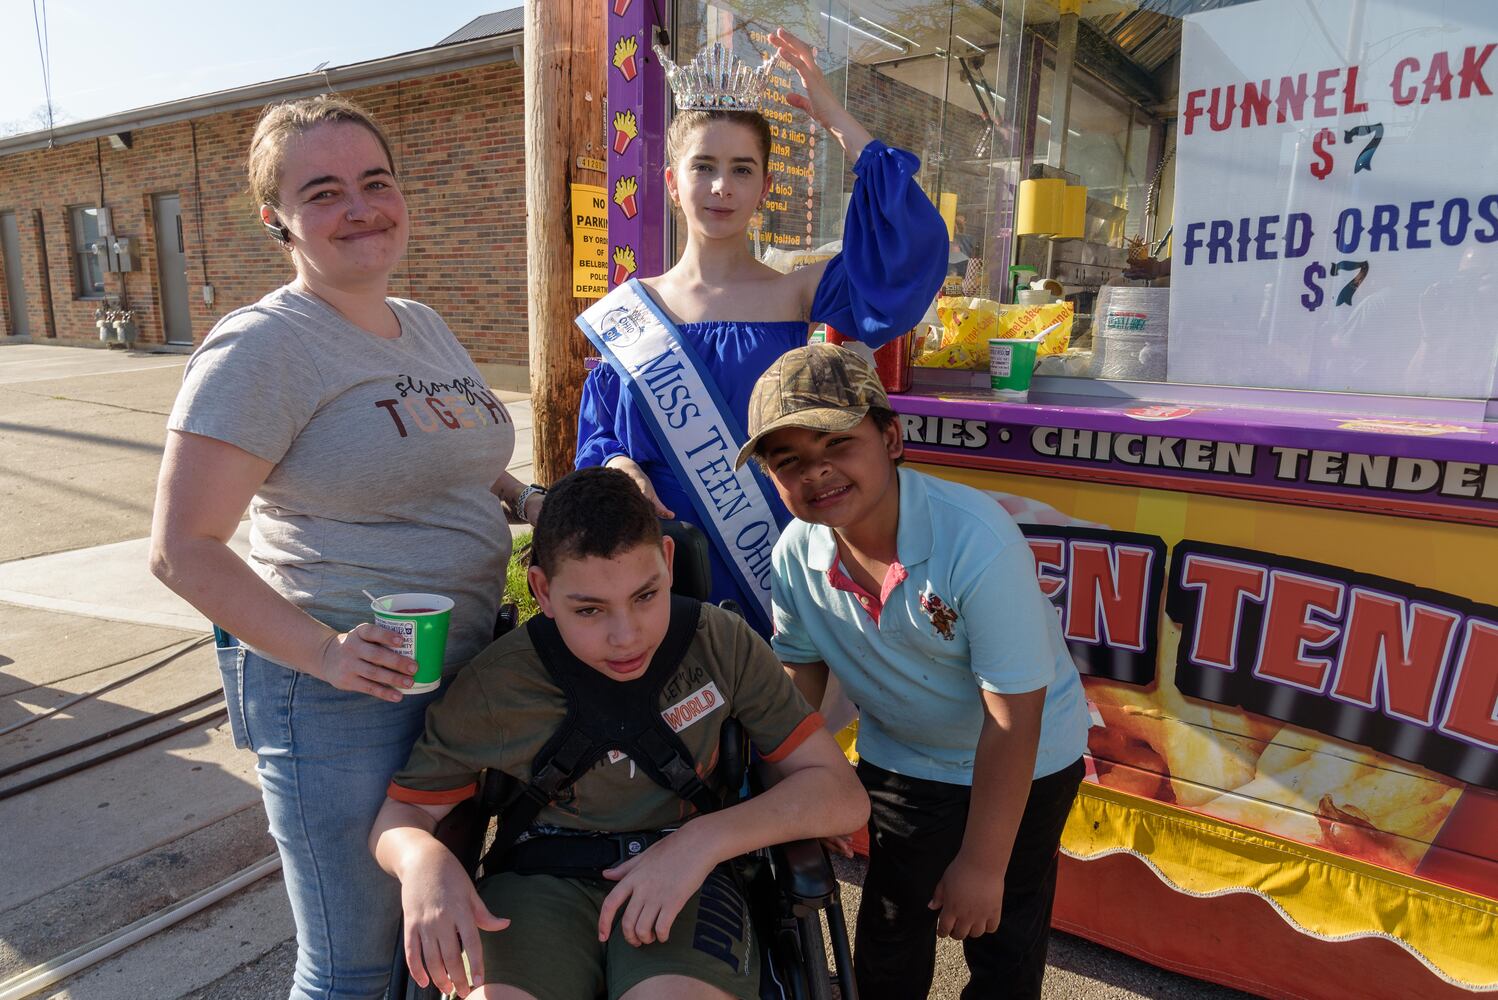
top-left (601, 1), bottom-right (1497, 996)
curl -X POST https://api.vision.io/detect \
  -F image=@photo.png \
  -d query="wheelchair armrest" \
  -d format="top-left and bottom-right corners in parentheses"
top-left (769, 837), bottom-right (836, 914)
top-left (429, 770), bottom-right (518, 876)
top-left (747, 752), bottom-right (838, 912)
top-left (431, 797), bottom-right (487, 873)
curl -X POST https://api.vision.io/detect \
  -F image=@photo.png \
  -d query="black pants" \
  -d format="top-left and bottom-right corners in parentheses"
top-left (853, 757), bottom-right (1085, 1000)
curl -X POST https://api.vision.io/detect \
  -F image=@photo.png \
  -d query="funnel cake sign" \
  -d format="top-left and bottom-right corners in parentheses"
top-left (1168, 0), bottom-right (1498, 398)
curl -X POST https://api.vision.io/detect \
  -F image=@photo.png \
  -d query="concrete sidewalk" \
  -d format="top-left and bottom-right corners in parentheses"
top-left (0, 526), bottom-right (253, 633)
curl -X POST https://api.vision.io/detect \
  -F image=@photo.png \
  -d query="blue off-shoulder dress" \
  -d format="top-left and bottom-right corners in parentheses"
top-left (575, 140), bottom-right (949, 636)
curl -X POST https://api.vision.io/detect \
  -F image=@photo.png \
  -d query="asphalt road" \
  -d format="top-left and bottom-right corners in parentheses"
top-left (0, 341), bottom-right (1257, 999)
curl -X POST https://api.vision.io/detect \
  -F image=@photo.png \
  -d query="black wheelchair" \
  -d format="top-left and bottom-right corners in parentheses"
top-left (388, 520), bottom-right (857, 1000)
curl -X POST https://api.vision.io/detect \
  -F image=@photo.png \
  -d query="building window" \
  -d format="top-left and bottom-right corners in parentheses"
top-left (70, 206), bottom-right (106, 298)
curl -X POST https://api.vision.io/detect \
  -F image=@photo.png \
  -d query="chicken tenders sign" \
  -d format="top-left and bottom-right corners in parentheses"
top-left (1020, 525), bottom-right (1498, 789)
top-left (1169, 543), bottom-right (1498, 789)
top-left (1023, 526), bottom-right (1166, 689)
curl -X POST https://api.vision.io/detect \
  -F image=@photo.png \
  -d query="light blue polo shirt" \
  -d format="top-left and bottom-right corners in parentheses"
top-left (771, 467), bottom-right (1090, 785)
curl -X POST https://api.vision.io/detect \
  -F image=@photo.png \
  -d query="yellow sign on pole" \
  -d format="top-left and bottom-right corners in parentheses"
top-left (571, 183), bottom-right (609, 299)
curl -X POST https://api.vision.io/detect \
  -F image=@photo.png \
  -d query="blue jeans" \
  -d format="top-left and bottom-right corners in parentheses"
top-left (218, 643), bottom-right (439, 1000)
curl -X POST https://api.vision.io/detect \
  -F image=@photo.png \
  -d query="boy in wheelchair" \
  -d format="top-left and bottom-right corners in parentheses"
top-left (371, 467), bottom-right (869, 1000)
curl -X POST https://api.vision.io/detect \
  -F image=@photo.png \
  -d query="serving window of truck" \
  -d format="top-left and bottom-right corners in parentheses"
top-left (608, 2), bottom-right (1498, 995)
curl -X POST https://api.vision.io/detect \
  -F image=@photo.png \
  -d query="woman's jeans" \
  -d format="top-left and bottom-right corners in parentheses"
top-left (218, 642), bottom-right (439, 1000)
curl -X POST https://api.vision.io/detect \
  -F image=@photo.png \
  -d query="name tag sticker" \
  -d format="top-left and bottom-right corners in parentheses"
top-left (662, 680), bottom-right (725, 733)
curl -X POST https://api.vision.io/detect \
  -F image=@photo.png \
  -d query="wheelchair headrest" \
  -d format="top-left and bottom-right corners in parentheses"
top-left (661, 520), bottom-right (712, 602)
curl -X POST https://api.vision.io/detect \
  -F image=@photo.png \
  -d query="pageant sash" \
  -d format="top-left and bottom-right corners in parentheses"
top-left (577, 280), bottom-right (780, 620)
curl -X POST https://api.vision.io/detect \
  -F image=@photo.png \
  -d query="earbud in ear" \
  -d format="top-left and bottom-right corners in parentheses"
top-left (263, 218), bottom-right (292, 244)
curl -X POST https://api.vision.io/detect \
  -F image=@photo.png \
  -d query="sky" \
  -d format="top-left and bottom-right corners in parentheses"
top-left (0, 1), bottom-right (521, 134)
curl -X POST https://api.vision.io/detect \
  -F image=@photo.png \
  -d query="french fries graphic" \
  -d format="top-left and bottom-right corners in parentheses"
top-left (1087, 635), bottom-right (1463, 874)
top-left (611, 244), bottom-right (637, 286)
top-left (613, 36), bottom-right (639, 82)
top-left (613, 176), bottom-right (639, 219)
top-left (612, 110), bottom-right (638, 155)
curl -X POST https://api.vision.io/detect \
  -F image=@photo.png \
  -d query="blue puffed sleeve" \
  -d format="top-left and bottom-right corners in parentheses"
top-left (575, 364), bottom-right (629, 469)
top-left (809, 140), bottom-right (949, 349)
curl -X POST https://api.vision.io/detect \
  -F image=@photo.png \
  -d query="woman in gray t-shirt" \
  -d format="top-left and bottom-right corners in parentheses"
top-left (150, 96), bottom-right (537, 1000)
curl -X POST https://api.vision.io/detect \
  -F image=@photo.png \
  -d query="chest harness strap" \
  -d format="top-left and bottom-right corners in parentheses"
top-left (481, 594), bottom-right (721, 878)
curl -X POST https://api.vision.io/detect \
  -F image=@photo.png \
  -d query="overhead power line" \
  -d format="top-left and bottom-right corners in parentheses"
top-left (31, 0), bottom-right (56, 140)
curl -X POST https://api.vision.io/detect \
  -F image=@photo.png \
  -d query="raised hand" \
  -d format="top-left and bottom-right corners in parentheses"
top-left (605, 455), bottom-right (675, 518)
top-left (769, 27), bottom-right (873, 158)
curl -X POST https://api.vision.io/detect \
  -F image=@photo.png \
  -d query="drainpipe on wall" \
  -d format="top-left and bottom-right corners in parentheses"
top-left (33, 209), bottom-right (57, 338)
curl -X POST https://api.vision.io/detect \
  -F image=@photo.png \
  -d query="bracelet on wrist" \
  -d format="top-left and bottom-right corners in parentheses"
top-left (509, 483), bottom-right (547, 520)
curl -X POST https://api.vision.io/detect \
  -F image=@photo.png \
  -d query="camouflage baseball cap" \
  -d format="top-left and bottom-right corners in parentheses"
top-left (734, 343), bottom-right (889, 469)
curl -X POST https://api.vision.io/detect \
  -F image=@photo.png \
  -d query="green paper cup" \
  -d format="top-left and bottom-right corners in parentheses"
top-left (989, 336), bottom-right (1043, 401)
top-left (371, 593), bottom-right (453, 694)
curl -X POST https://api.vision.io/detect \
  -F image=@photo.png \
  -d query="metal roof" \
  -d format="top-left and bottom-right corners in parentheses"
top-left (1090, 0), bottom-right (1259, 73)
top-left (440, 9), bottom-right (525, 46)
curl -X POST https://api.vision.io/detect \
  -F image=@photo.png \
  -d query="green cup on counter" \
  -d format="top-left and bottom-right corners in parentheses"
top-left (371, 593), bottom-right (453, 694)
top-left (988, 335), bottom-right (1044, 401)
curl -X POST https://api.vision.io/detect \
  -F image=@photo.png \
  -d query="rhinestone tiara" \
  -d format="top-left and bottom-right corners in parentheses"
top-left (653, 40), bottom-right (779, 112)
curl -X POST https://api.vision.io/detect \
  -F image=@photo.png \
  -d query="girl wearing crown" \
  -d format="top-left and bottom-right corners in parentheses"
top-left (576, 28), bottom-right (948, 637)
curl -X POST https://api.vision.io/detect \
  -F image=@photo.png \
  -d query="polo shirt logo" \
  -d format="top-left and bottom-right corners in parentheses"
top-left (918, 590), bottom-right (959, 640)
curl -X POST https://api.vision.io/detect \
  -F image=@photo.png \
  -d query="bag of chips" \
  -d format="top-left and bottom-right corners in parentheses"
top-left (917, 296), bottom-right (1004, 369)
top-left (918, 297), bottom-right (1075, 369)
top-left (994, 301), bottom-right (1074, 357)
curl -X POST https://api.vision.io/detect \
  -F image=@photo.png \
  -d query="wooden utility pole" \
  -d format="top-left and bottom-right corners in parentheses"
top-left (525, 0), bottom-right (607, 485)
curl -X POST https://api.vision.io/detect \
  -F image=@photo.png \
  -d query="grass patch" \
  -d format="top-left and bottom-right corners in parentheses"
top-left (506, 532), bottom-right (540, 624)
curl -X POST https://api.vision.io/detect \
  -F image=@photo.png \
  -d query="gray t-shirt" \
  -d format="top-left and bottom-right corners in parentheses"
top-left (169, 286), bottom-right (514, 668)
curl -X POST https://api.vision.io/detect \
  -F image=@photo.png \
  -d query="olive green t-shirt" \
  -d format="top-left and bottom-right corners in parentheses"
top-left (388, 602), bottom-right (821, 832)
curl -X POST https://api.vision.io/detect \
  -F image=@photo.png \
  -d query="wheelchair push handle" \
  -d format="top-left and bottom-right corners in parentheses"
top-left (659, 519), bottom-right (713, 603)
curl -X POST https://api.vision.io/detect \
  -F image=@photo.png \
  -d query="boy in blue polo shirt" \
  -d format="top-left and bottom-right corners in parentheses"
top-left (736, 344), bottom-right (1089, 1000)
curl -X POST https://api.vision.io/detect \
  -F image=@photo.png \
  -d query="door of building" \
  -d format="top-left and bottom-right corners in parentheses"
top-left (1, 211), bottom-right (29, 337)
top-left (152, 194), bottom-right (192, 344)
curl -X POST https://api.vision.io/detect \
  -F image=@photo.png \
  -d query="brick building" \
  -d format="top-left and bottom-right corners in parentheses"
top-left (0, 12), bottom-right (532, 390)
